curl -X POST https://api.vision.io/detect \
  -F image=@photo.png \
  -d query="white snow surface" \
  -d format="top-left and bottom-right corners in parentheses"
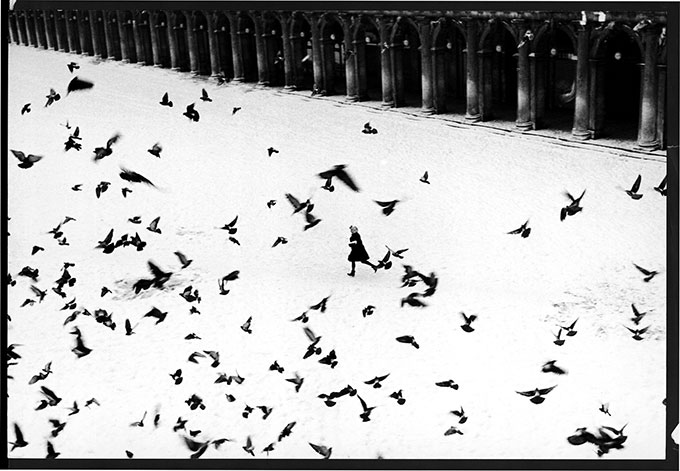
top-left (6, 45), bottom-right (668, 460)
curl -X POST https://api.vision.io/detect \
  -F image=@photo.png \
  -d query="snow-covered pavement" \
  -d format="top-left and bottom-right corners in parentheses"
top-left (6, 44), bottom-right (668, 460)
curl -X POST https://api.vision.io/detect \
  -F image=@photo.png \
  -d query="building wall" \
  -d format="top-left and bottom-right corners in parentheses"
top-left (7, 8), bottom-right (669, 150)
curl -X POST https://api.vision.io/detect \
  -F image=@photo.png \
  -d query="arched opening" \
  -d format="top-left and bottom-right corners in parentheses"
top-left (353, 16), bottom-right (381, 101)
top-left (480, 21), bottom-right (518, 121)
top-left (67, 10), bottom-right (81, 53)
top-left (238, 14), bottom-right (258, 82)
top-left (9, 12), bottom-right (20, 44)
top-left (595, 27), bottom-right (642, 141)
top-left (263, 13), bottom-right (285, 86)
top-left (92, 11), bottom-right (107, 58)
top-left (121, 11), bottom-right (136, 62)
top-left (432, 20), bottom-right (466, 114)
top-left (173, 11), bottom-right (190, 71)
top-left (391, 17), bottom-right (422, 107)
top-left (154, 11), bottom-right (171, 67)
top-left (106, 11), bottom-right (121, 59)
top-left (214, 13), bottom-right (233, 78)
top-left (137, 11), bottom-right (153, 65)
top-left (290, 13), bottom-right (313, 90)
top-left (80, 11), bottom-right (94, 55)
top-left (320, 15), bottom-right (346, 96)
top-left (193, 11), bottom-right (211, 75)
top-left (533, 25), bottom-right (577, 132)
top-left (35, 10), bottom-right (47, 48)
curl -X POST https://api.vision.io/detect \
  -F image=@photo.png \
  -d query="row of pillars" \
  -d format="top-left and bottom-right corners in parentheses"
top-left (8, 10), bottom-right (666, 150)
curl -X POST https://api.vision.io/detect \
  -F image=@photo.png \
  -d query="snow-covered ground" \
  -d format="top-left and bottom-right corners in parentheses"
top-left (6, 44), bottom-right (668, 460)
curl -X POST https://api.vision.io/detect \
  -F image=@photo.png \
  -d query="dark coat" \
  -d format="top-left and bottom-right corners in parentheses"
top-left (348, 233), bottom-right (370, 262)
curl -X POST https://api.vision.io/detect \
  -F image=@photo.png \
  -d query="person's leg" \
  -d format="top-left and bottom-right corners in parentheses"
top-left (348, 261), bottom-right (356, 276)
top-left (361, 261), bottom-right (378, 273)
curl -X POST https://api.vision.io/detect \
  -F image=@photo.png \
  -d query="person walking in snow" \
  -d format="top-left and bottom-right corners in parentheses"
top-left (347, 225), bottom-right (378, 277)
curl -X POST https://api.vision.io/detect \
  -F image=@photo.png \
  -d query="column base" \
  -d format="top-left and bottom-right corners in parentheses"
top-left (421, 107), bottom-right (436, 116)
top-left (346, 95), bottom-right (359, 102)
top-left (515, 120), bottom-right (534, 131)
top-left (171, 67), bottom-right (181, 72)
top-left (283, 85), bottom-right (296, 91)
top-left (636, 140), bottom-right (660, 151)
top-left (465, 113), bottom-right (482, 123)
top-left (571, 128), bottom-right (592, 140)
top-left (381, 100), bottom-right (395, 108)
top-left (231, 77), bottom-right (244, 83)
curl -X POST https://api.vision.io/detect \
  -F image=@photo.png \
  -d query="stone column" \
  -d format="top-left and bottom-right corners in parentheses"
top-left (46, 11), bottom-right (58, 50)
top-left (588, 58), bottom-right (605, 138)
top-left (207, 13), bottom-right (221, 76)
top-left (149, 12), bottom-right (161, 66)
top-left (103, 13), bottom-right (116, 59)
top-left (117, 11), bottom-right (130, 62)
top-left (186, 13), bottom-right (199, 74)
top-left (418, 17), bottom-right (435, 114)
top-left (167, 11), bottom-right (179, 69)
top-left (9, 12), bottom-right (18, 44)
top-left (17, 12), bottom-right (29, 46)
top-left (133, 13), bottom-right (145, 64)
top-left (515, 20), bottom-right (533, 130)
top-left (228, 13), bottom-right (244, 81)
top-left (66, 11), bottom-right (79, 53)
top-left (432, 44), bottom-right (447, 113)
top-left (572, 22), bottom-right (591, 139)
top-left (378, 15), bottom-right (394, 107)
top-left (77, 11), bottom-right (90, 55)
top-left (310, 13), bottom-right (324, 93)
top-left (465, 19), bottom-right (481, 121)
top-left (344, 15), bottom-right (358, 101)
top-left (254, 14), bottom-right (269, 85)
top-left (35, 12), bottom-right (47, 48)
top-left (531, 53), bottom-right (547, 129)
top-left (281, 13), bottom-right (295, 89)
top-left (637, 25), bottom-right (660, 149)
top-left (89, 11), bottom-right (102, 57)
top-left (27, 11), bottom-right (38, 47)
top-left (656, 63), bottom-right (666, 149)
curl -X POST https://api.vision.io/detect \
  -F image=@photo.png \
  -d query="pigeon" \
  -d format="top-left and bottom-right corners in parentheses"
top-left (278, 422), bottom-right (296, 441)
top-left (309, 442), bottom-right (332, 459)
top-left (130, 411), bottom-right (147, 427)
top-left (241, 316), bottom-right (252, 334)
top-left (70, 327), bottom-right (92, 358)
top-left (220, 216), bottom-right (238, 234)
top-left (120, 168), bottom-right (155, 186)
top-left (553, 328), bottom-right (565, 346)
top-left (630, 303), bottom-right (647, 325)
top-left (232, 107), bottom-right (241, 115)
top-left (189, 306), bottom-right (200, 315)
top-left (460, 312), bottom-right (477, 332)
top-left (318, 164), bottom-right (360, 192)
top-left (401, 292), bottom-right (427, 308)
top-left (450, 406), bottom-right (468, 423)
top-left (18, 266), bottom-right (39, 281)
top-left (147, 217), bottom-right (161, 234)
top-left (508, 219), bottom-right (531, 238)
top-left (420, 171), bottom-right (430, 184)
top-left (160, 92), bottom-right (173, 107)
top-left (286, 372), bottom-right (304, 392)
top-left (11, 149), bottom-right (43, 169)
top-left (633, 263), bottom-right (659, 282)
top-left (147, 143), bottom-right (162, 158)
top-left (625, 174), bottom-right (643, 199)
top-left (654, 175), bottom-right (667, 196)
top-left (267, 147), bottom-right (279, 157)
top-left (174, 251), bottom-right (192, 269)
top-left (67, 401), bottom-right (80, 415)
top-left (262, 443), bottom-right (276, 456)
top-left (375, 199), bottom-right (400, 216)
top-left (599, 403), bottom-right (611, 416)
top-left (67, 61), bottom-right (80, 73)
top-left (170, 369), bottom-right (183, 385)
top-left (559, 318), bottom-right (578, 337)
top-left (542, 360), bottom-right (568, 375)
top-left (390, 390), bottom-right (406, 405)
top-left (285, 193), bottom-right (313, 214)
top-left (365, 373), bottom-right (390, 388)
top-left (45, 88), bottom-right (61, 107)
top-left (362, 305), bottom-right (375, 317)
top-left (85, 397), bottom-right (100, 408)
top-left (173, 417), bottom-right (188, 432)
top-left (321, 176), bottom-right (335, 192)
top-left (93, 134), bottom-right (120, 161)
top-left (203, 350), bottom-right (220, 368)
top-left (303, 211), bottom-right (322, 230)
top-left (362, 122), bottom-right (378, 134)
top-left (99, 287), bottom-right (112, 298)
top-left (267, 199), bottom-right (277, 208)
top-left (143, 307), bottom-right (168, 324)
top-left (243, 436), bottom-right (255, 456)
top-left (67, 76), bottom-right (94, 94)
top-left (396, 335), bottom-right (419, 349)
top-left (309, 296), bottom-right (330, 313)
top-left (228, 236), bottom-right (240, 245)
top-left (257, 405), bottom-right (273, 420)
top-left (272, 236), bottom-right (288, 248)
top-left (184, 436), bottom-right (209, 459)
top-left (516, 385), bottom-right (557, 404)
top-left (185, 333), bottom-right (201, 340)
top-left (444, 426), bottom-right (464, 436)
top-left (318, 349), bottom-right (338, 368)
top-left (96, 228), bottom-right (114, 250)
top-left (60, 120), bottom-right (72, 129)
top-left (183, 103), bottom-right (200, 122)
top-left (30, 285), bottom-right (47, 302)
top-left (218, 271), bottom-right (239, 295)
top-left (128, 216), bottom-right (142, 224)
top-left (291, 312), bottom-right (309, 323)
top-left (21, 103), bottom-right (31, 114)
top-left (125, 450), bottom-right (134, 459)
top-left (435, 379), bottom-right (459, 390)
top-left (45, 441), bottom-right (60, 459)
top-left (357, 395), bottom-right (376, 422)
top-left (71, 184), bottom-right (82, 191)
top-left (200, 88), bottom-right (212, 102)
top-left (560, 189), bottom-right (586, 221)
top-left (386, 245), bottom-right (409, 259)
top-left (625, 325), bottom-right (651, 341)
top-left (124, 319), bottom-right (136, 336)
top-left (269, 361), bottom-right (284, 373)
top-left (376, 249), bottom-right (392, 270)
top-left (49, 419), bottom-right (66, 437)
